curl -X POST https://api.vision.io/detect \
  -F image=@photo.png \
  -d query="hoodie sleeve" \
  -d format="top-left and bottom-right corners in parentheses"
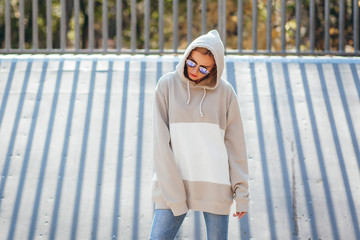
top-left (225, 90), bottom-right (250, 213)
top-left (152, 79), bottom-right (189, 216)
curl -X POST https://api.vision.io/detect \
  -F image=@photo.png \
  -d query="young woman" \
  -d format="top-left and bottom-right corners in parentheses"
top-left (150, 30), bottom-right (249, 240)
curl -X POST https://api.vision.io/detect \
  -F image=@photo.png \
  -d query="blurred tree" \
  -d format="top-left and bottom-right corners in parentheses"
top-left (0, 0), bottom-right (358, 52)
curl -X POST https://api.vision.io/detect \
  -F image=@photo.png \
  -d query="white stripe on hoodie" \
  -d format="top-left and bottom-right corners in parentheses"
top-left (152, 30), bottom-right (249, 216)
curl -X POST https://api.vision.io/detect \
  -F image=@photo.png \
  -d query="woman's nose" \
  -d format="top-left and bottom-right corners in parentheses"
top-left (190, 66), bottom-right (198, 74)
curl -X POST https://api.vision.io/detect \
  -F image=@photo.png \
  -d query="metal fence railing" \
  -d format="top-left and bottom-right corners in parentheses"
top-left (0, 0), bottom-right (359, 55)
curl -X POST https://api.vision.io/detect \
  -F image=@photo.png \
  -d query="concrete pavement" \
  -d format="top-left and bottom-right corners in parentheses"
top-left (0, 54), bottom-right (359, 239)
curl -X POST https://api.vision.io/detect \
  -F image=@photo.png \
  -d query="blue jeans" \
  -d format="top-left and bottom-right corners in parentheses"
top-left (149, 209), bottom-right (229, 240)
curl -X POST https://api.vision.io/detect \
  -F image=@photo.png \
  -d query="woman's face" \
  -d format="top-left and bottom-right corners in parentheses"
top-left (186, 50), bottom-right (215, 82)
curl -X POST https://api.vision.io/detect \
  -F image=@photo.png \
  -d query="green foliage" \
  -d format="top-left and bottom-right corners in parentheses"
top-left (0, 0), bottom-right (358, 52)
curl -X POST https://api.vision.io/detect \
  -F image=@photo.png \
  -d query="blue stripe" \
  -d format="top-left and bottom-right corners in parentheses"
top-left (317, 63), bottom-right (360, 239)
top-left (28, 60), bottom-right (64, 240)
top-left (350, 64), bottom-right (360, 101)
top-left (8, 60), bottom-right (48, 240)
top-left (112, 60), bottom-right (130, 239)
top-left (283, 64), bottom-right (318, 239)
top-left (226, 62), bottom-right (237, 91)
top-left (299, 63), bottom-right (340, 239)
top-left (0, 61), bottom-right (32, 210)
top-left (91, 60), bottom-right (113, 240)
top-left (250, 62), bottom-right (277, 239)
top-left (284, 63), bottom-right (318, 239)
top-left (267, 62), bottom-right (297, 239)
top-left (0, 61), bottom-right (16, 127)
top-left (333, 64), bottom-right (360, 170)
top-left (71, 60), bottom-right (97, 240)
top-left (49, 60), bottom-right (81, 239)
top-left (157, 61), bottom-right (162, 83)
top-left (132, 61), bottom-right (146, 240)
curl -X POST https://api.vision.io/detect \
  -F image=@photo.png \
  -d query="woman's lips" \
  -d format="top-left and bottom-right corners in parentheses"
top-left (189, 73), bottom-right (197, 78)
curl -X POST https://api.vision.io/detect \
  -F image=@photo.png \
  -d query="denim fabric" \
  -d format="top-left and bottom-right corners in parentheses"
top-left (149, 209), bottom-right (229, 240)
top-left (203, 212), bottom-right (229, 240)
top-left (149, 209), bottom-right (186, 240)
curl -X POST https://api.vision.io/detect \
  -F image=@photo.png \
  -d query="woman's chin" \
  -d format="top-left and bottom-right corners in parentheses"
top-left (189, 75), bottom-right (204, 82)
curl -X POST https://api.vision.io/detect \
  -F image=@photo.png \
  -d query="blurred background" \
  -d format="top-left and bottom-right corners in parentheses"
top-left (0, 0), bottom-right (359, 54)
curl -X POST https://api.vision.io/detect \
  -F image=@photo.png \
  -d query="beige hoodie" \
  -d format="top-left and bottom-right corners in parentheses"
top-left (152, 30), bottom-right (249, 216)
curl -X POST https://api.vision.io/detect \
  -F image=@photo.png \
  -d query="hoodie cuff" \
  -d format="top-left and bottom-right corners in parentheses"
top-left (235, 197), bottom-right (249, 213)
top-left (169, 202), bottom-right (189, 216)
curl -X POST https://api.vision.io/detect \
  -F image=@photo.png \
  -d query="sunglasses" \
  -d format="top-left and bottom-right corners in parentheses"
top-left (186, 59), bottom-right (210, 75)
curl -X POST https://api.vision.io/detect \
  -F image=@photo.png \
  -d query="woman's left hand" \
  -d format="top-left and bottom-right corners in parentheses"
top-left (233, 212), bottom-right (247, 219)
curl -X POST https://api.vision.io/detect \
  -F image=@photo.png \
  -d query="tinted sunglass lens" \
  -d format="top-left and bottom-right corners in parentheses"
top-left (187, 59), bottom-right (209, 75)
top-left (199, 67), bottom-right (209, 75)
top-left (186, 60), bottom-right (196, 68)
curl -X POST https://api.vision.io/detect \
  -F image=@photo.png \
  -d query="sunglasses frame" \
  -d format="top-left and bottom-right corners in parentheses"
top-left (186, 59), bottom-right (210, 75)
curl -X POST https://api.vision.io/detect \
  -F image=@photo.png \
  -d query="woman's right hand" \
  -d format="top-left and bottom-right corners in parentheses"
top-left (233, 212), bottom-right (247, 219)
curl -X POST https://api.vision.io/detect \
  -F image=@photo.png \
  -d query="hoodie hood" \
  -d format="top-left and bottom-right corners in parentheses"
top-left (176, 30), bottom-right (225, 90)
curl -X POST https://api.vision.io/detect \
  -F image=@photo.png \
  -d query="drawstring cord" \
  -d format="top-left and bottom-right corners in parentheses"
top-left (199, 88), bottom-right (206, 117)
top-left (186, 82), bottom-right (207, 117)
top-left (186, 81), bottom-right (191, 104)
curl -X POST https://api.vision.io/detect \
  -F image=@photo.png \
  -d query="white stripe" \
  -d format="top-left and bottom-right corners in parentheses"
top-left (170, 122), bottom-right (230, 185)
